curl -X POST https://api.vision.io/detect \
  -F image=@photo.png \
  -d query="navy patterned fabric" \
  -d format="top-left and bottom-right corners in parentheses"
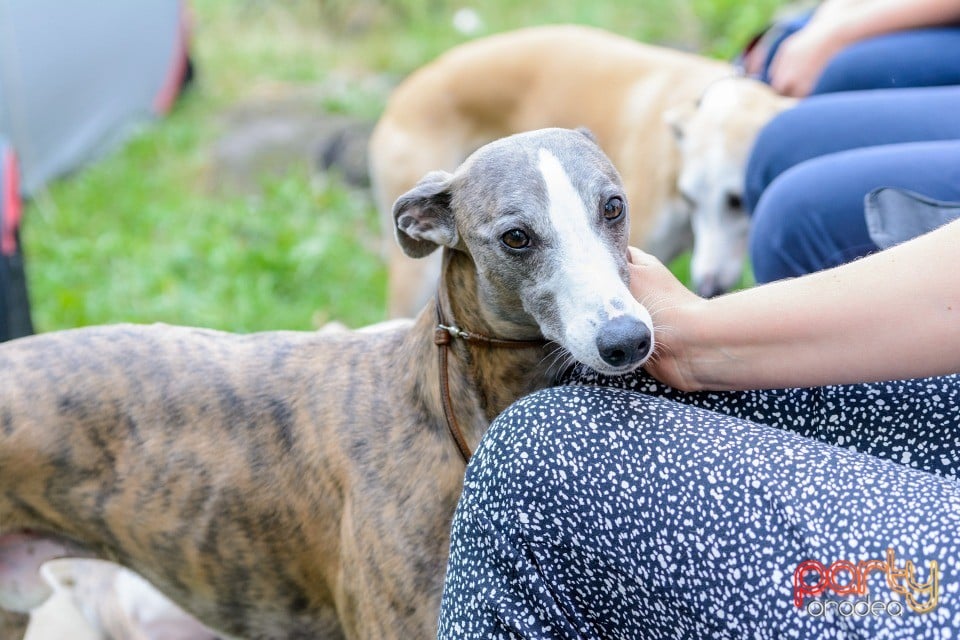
top-left (439, 372), bottom-right (960, 638)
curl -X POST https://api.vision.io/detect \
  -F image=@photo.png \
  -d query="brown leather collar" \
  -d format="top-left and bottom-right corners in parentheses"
top-left (433, 292), bottom-right (548, 464)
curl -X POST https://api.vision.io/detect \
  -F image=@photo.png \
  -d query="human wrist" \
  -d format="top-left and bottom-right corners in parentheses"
top-left (661, 297), bottom-right (714, 392)
top-left (800, 17), bottom-right (852, 56)
top-left (671, 293), bottom-right (760, 392)
top-left (824, 14), bottom-right (867, 49)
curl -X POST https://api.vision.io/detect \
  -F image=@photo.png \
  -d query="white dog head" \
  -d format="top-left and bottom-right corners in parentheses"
top-left (667, 77), bottom-right (794, 297)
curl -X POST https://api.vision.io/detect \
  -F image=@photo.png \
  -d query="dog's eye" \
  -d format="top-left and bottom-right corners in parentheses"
top-left (501, 229), bottom-right (531, 250)
top-left (726, 193), bottom-right (743, 210)
top-left (603, 196), bottom-right (625, 221)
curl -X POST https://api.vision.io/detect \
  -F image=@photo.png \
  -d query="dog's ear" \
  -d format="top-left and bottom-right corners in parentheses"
top-left (664, 102), bottom-right (697, 141)
top-left (393, 170), bottom-right (458, 258)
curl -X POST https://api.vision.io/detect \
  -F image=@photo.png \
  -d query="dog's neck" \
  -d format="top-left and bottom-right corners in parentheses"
top-left (407, 250), bottom-right (556, 458)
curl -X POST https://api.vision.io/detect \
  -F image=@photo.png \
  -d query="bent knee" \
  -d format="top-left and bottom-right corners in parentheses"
top-left (467, 387), bottom-right (741, 513)
top-left (744, 110), bottom-right (808, 213)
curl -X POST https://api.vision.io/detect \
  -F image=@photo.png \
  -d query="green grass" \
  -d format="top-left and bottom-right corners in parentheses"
top-left (23, 0), bottom-right (783, 333)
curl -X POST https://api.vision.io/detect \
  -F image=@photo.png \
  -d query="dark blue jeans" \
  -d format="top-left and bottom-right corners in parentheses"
top-left (744, 25), bottom-right (960, 282)
top-left (438, 371), bottom-right (960, 638)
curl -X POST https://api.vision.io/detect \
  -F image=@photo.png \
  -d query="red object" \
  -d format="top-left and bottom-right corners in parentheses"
top-left (1, 148), bottom-right (22, 257)
top-left (152, 0), bottom-right (191, 115)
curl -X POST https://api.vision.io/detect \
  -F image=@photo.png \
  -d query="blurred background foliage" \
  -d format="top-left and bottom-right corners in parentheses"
top-left (23, 0), bottom-right (787, 333)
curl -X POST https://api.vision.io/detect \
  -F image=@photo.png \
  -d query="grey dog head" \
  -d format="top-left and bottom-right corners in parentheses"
top-left (393, 128), bottom-right (653, 374)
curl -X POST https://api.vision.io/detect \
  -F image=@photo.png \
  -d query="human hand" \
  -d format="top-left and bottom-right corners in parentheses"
top-left (627, 247), bottom-right (706, 391)
top-left (768, 24), bottom-right (844, 97)
top-left (742, 39), bottom-right (769, 78)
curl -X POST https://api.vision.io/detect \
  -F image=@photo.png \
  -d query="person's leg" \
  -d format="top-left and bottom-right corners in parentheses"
top-left (439, 386), bottom-right (960, 639)
top-left (748, 139), bottom-right (960, 282)
top-left (744, 86), bottom-right (960, 215)
top-left (564, 367), bottom-right (960, 478)
top-left (813, 28), bottom-right (960, 94)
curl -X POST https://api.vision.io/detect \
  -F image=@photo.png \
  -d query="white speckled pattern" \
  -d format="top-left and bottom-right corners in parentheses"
top-left (439, 371), bottom-right (960, 638)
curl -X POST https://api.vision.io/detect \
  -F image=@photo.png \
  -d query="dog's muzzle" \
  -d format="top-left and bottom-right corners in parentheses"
top-left (596, 316), bottom-right (652, 369)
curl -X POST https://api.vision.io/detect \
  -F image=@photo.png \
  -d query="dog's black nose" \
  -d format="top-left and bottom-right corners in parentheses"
top-left (597, 316), bottom-right (652, 368)
top-left (695, 276), bottom-right (725, 299)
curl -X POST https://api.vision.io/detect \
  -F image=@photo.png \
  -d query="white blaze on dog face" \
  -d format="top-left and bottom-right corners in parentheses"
top-left (532, 148), bottom-right (653, 372)
top-left (436, 129), bottom-right (653, 373)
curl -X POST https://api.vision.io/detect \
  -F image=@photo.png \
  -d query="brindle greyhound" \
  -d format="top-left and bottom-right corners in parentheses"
top-left (0, 128), bottom-right (653, 639)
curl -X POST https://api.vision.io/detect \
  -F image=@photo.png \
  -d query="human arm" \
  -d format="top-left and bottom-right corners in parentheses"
top-left (769, 0), bottom-right (960, 97)
top-left (629, 219), bottom-right (960, 391)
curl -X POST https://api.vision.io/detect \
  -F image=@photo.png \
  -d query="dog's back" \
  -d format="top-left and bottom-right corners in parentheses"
top-left (371, 25), bottom-right (731, 233)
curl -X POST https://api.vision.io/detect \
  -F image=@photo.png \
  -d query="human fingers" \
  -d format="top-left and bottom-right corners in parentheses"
top-left (627, 247), bottom-right (688, 304)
